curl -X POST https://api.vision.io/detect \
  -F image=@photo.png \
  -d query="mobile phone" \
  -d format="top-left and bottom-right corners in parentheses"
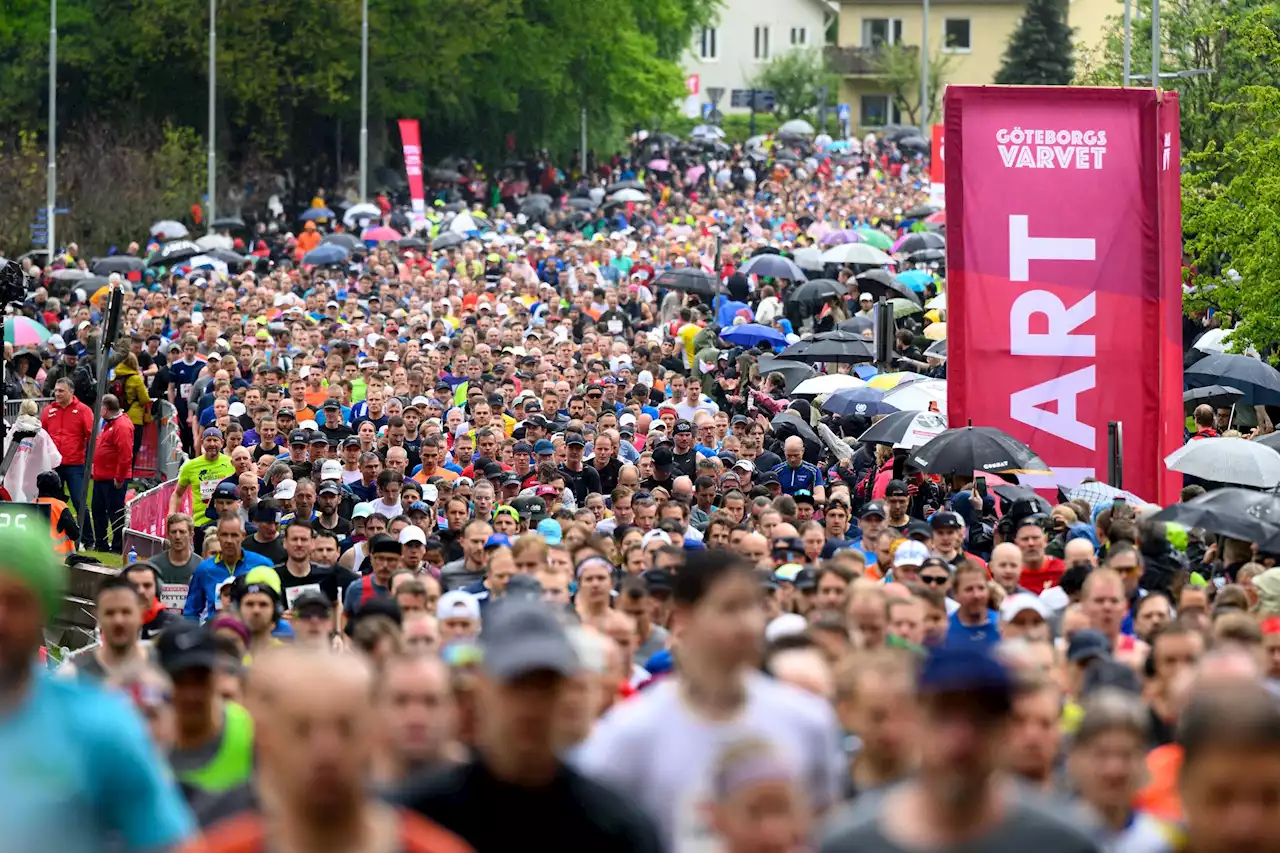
top-left (1112, 497), bottom-right (1126, 515)
top-left (975, 475), bottom-right (987, 498)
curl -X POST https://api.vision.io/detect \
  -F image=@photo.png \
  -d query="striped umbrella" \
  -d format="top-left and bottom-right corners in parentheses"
top-left (4, 316), bottom-right (51, 347)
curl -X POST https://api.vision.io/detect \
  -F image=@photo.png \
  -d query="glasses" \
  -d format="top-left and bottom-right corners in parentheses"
top-left (920, 574), bottom-right (950, 585)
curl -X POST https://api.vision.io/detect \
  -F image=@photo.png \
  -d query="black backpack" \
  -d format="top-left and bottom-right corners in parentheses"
top-left (72, 363), bottom-right (96, 406)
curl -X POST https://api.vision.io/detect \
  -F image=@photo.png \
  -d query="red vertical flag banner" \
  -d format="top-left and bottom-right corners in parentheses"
top-left (944, 87), bottom-right (1182, 504)
top-left (929, 124), bottom-right (945, 207)
top-left (398, 119), bottom-right (427, 233)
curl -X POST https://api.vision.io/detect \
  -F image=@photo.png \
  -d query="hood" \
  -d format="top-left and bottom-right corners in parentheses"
top-left (114, 363), bottom-right (138, 376)
top-left (13, 413), bottom-right (41, 434)
top-left (304, 220), bottom-right (317, 232)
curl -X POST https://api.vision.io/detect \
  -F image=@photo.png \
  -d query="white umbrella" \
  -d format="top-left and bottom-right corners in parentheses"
top-left (881, 379), bottom-right (948, 414)
top-left (745, 134), bottom-right (769, 149)
top-left (343, 203), bottom-right (381, 228)
top-left (195, 233), bottom-right (233, 251)
top-left (690, 124), bottom-right (726, 140)
top-left (149, 220), bottom-right (188, 239)
top-left (793, 246), bottom-right (826, 272)
top-left (1193, 327), bottom-right (1236, 354)
top-left (821, 243), bottom-right (894, 266)
top-left (449, 212), bottom-right (480, 234)
top-left (793, 374), bottom-right (866, 396)
top-left (1066, 482), bottom-right (1146, 510)
top-left (610, 188), bottom-right (649, 203)
top-left (186, 255), bottom-right (229, 275)
top-left (778, 119), bottom-right (816, 136)
top-left (1165, 437), bottom-right (1280, 488)
top-left (925, 293), bottom-right (946, 311)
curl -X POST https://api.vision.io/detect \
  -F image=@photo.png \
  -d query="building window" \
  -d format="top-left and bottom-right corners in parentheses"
top-left (862, 18), bottom-right (903, 47)
top-left (754, 26), bottom-right (771, 60)
top-left (860, 95), bottom-right (902, 127)
top-left (944, 18), bottom-right (972, 51)
top-left (790, 26), bottom-right (808, 46)
top-left (699, 27), bottom-right (718, 60)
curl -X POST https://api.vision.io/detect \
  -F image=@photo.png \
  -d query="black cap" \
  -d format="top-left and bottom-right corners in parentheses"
top-left (435, 382), bottom-right (452, 393)
top-left (502, 472), bottom-right (523, 486)
top-left (289, 429), bottom-right (309, 444)
top-left (1082, 659), bottom-right (1143, 697)
top-left (513, 441), bottom-right (533, 454)
top-left (293, 589), bottom-right (333, 616)
top-left (906, 520), bottom-right (934, 541)
top-left (483, 461), bottom-right (506, 480)
top-left (341, 436), bottom-right (362, 448)
top-left (510, 495), bottom-right (548, 520)
top-left (323, 399), bottom-right (341, 410)
top-left (368, 532), bottom-right (403, 555)
top-left (756, 470), bottom-right (779, 485)
top-left (156, 623), bottom-right (217, 674)
top-left (731, 414), bottom-right (750, 425)
top-left (504, 573), bottom-right (544, 602)
top-left (345, 596), bottom-right (403, 636)
top-left (523, 399), bottom-right (542, 412)
top-left (794, 567), bottom-right (819, 592)
top-left (653, 446), bottom-right (674, 471)
top-left (793, 489), bottom-right (815, 505)
top-left (565, 432), bottom-right (587, 448)
top-left (250, 503), bottom-right (281, 524)
top-left (318, 481), bottom-right (341, 496)
top-left (1067, 629), bottom-right (1112, 663)
top-left (930, 511), bottom-right (965, 529)
top-left (884, 479), bottom-right (908, 498)
top-left (772, 537), bottom-right (806, 555)
top-left (860, 501), bottom-right (886, 519)
top-left (308, 433), bottom-right (328, 445)
top-left (212, 482), bottom-right (240, 501)
top-left (642, 568), bottom-right (674, 593)
top-left (674, 420), bottom-right (693, 434)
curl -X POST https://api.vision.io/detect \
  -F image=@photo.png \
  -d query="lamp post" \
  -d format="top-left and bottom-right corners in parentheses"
top-left (359, 0), bottom-right (368, 200)
top-left (207, 0), bottom-right (217, 227)
top-left (46, 0), bottom-right (56, 261)
top-left (920, 0), bottom-right (930, 131)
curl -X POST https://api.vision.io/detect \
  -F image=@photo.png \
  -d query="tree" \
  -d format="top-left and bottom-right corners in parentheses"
top-left (875, 44), bottom-right (952, 127)
top-left (749, 48), bottom-right (839, 120)
top-left (1076, 0), bottom-right (1280, 158)
top-left (994, 0), bottom-right (1074, 85)
top-left (1181, 17), bottom-right (1280, 349)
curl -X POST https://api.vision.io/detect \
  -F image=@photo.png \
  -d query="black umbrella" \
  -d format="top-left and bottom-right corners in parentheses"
top-left (837, 315), bottom-right (875, 334)
top-left (210, 216), bottom-right (246, 230)
top-left (1149, 489), bottom-right (1280, 547)
top-left (148, 240), bottom-right (202, 265)
top-left (909, 426), bottom-right (1051, 476)
top-left (858, 409), bottom-right (948, 447)
top-left (771, 412), bottom-right (821, 460)
top-left (654, 268), bottom-right (719, 296)
top-left (204, 249), bottom-right (248, 266)
top-left (398, 237), bottom-right (428, 250)
top-left (898, 136), bottom-right (929, 152)
top-left (1185, 354), bottom-right (1280, 407)
top-left (778, 337), bottom-right (875, 364)
top-left (787, 278), bottom-right (848, 308)
top-left (908, 248), bottom-right (946, 264)
top-left (904, 204), bottom-right (938, 219)
top-left (855, 270), bottom-right (920, 304)
top-left (520, 197), bottom-right (552, 216)
top-left (1183, 384), bottom-right (1244, 414)
top-left (431, 232), bottom-right (466, 251)
top-left (751, 246), bottom-right (782, 257)
top-left (896, 232), bottom-right (945, 255)
top-left (992, 484), bottom-right (1051, 514)
top-left (322, 233), bottom-right (364, 252)
top-left (91, 256), bottom-right (146, 276)
top-left (755, 356), bottom-right (817, 393)
top-left (566, 197), bottom-right (597, 210)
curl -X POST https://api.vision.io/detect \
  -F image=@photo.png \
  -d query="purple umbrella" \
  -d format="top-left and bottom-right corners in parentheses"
top-left (648, 159), bottom-right (670, 172)
top-left (820, 230), bottom-right (862, 247)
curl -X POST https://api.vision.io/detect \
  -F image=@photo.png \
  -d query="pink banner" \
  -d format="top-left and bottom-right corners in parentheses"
top-left (126, 479), bottom-right (188, 540)
top-left (944, 87), bottom-right (1182, 504)
top-left (398, 119), bottom-right (427, 233)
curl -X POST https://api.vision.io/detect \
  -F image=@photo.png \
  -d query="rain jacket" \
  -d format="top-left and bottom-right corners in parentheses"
top-left (92, 413), bottom-right (134, 482)
top-left (1, 415), bottom-right (62, 501)
top-left (296, 221), bottom-right (322, 258)
top-left (40, 396), bottom-right (94, 465)
top-left (112, 362), bottom-right (152, 426)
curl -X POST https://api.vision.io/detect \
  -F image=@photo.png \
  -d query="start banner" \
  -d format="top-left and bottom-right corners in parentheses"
top-left (398, 119), bottom-right (427, 233)
top-left (944, 86), bottom-right (1182, 504)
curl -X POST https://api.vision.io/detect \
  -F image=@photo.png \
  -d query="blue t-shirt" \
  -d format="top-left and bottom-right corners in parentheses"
top-left (168, 359), bottom-right (204, 414)
top-left (0, 671), bottom-right (196, 852)
top-left (947, 609), bottom-right (1001, 648)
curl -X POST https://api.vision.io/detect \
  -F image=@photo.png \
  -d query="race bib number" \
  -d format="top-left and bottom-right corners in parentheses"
top-left (180, 383), bottom-right (193, 399)
top-left (607, 319), bottom-right (623, 335)
top-left (199, 479), bottom-right (218, 501)
top-left (160, 583), bottom-right (189, 613)
top-left (285, 583), bottom-right (323, 609)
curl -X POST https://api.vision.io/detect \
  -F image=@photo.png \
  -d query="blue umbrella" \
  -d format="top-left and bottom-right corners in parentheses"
top-left (853, 364), bottom-right (880, 380)
top-left (302, 243), bottom-right (350, 265)
top-left (822, 387), bottom-right (899, 418)
top-left (299, 207), bottom-right (336, 222)
top-left (719, 323), bottom-right (787, 349)
top-left (897, 270), bottom-right (935, 293)
top-left (739, 253), bottom-right (807, 281)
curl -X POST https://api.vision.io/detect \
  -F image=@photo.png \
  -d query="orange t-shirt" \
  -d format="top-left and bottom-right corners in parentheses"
top-left (181, 810), bottom-right (474, 853)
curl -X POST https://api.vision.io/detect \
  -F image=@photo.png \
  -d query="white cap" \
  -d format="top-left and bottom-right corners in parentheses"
top-left (1001, 592), bottom-right (1051, 623)
top-left (383, 352), bottom-right (399, 362)
top-left (436, 590), bottom-right (481, 621)
top-left (299, 419), bottom-right (318, 431)
top-left (399, 526), bottom-right (427, 545)
top-left (859, 292), bottom-right (873, 301)
top-left (48, 334), bottom-right (65, 349)
top-left (411, 395), bottom-right (431, 407)
top-left (228, 401), bottom-right (246, 417)
top-left (421, 484), bottom-right (439, 503)
top-left (733, 459), bottom-right (755, 472)
top-left (352, 501), bottom-right (375, 519)
top-left (641, 529), bottom-right (672, 548)
top-left (892, 540), bottom-right (929, 568)
top-left (274, 479), bottom-right (297, 500)
top-left (298, 365), bottom-right (311, 379)
top-left (320, 459), bottom-right (342, 481)
top-left (765, 613), bottom-right (809, 643)
top-left (619, 412), bottom-right (637, 427)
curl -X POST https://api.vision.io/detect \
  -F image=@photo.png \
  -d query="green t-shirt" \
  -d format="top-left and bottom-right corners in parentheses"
top-left (350, 376), bottom-right (368, 404)
top-left (177, 453), bottom-right (237, 522)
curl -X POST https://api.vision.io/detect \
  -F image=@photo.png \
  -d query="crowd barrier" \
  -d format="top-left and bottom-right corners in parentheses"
top-left (4, 396), bottom-right (53, 422)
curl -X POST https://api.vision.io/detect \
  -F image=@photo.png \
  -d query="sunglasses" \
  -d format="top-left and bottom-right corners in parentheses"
top-left (920, 574), bottom-right (950, 585)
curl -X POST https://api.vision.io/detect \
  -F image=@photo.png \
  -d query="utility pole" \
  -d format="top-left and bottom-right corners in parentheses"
top-left (46, 0), bottom-right (56, 262)
top-left (580, 107), bottom-right (587, 175)
top-left (207, 0), bottom-right (217, 228)
top-left (359, 0), bottom-right (369, 200)
top-left (1122, 0), bottom-right (1132, 86)
top-left (920, 0), bottom-right (930, 131)
top-left (1151, 0), bottom-right (1160, 88)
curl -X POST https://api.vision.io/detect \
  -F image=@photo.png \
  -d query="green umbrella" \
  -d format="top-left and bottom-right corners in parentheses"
top-left (856, 228), bottom-right (893, 251)
top-left (890, 298), bottom-right (923, 318)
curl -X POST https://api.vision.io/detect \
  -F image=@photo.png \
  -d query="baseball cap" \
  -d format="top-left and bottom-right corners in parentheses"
top-left (793, 567), bottom-right (819, 592)
top-left (485, 533), bottom-right (512, 550)
top-left (250, 503), bottom-right (280, 524)
top-left (918, 646), bottom-right (1014, 698)
top-left (201, 427), bottom-right (224, 440)
top-left (512, 441), bottom-right (533, 454)
top-left (437, 590), bottom-right (481, 621)
top-left (674, 420), bottom-right (693, 434)
top-left (352, 502), bottom-right (375, 519)
top-left (316, 482), bottom-right (340, 497)
top-left (156, 623), bottom-right (217, 675)
top-left (860, 501), bottom-right (886, 519)
top-left (642, 568), bottom-right (674, 594)
top-left (341, 436), bottom-right (362, 448)
top-left (504, 573), bottom-right (544, 602)
top-left (1000, 592), bottom-right (1051, 623)
top-left (1081, 659), bottom-right (1143, 697)
top-left (755, 470), bottom-right (779, 486)
top-left (368, 533), bottom-right (402, 556)
top-left (565, 432), bottom-right (587, 448)
top-left (1067, 629), bottom-right (1113, 664)
top-left (535, 518), bottom-right (562, 545)
top-left (320, 460), bottom-right (342, 481)
top-left (308, 433), bottom-right (328, 445)
top-left (289, 429), bottom-right (309, 444)
top-left (731, 414), bottom-right (750, 426)
top-left (793, 489), bottom-right (815, 505)
top-left (212, 482), bottom-right (240, 501)
top-left (641, 529), bottom-right (673, 549)
top-left (421, 484), bottom-right (439, 503)
top-left (399, 526), bottom-right (427, 546)
top-left (653, 447), bottom-right (674, 472)
top-left (511, 496), bottom-right (548, 522)
top-left (765, 613), bottom-right (809, 643)
top-left (323, 399), bottom-right (342, 410)
top-left (480, 599), bottom-right (580, 681)
top-left (930, 511), bottom-right (965, 529)
top-left (534, 439), bottom-right (555, 455)
top-left (273, 479), bottom-right (297, 500)
top-left (535, 484), bottom-right (559, 498)
top-left (292, 589), bottom-right (332, 617)
top-left (406, 501), bottom-right (431, 515)
top-left (884, 479), bottom-right (909, 498)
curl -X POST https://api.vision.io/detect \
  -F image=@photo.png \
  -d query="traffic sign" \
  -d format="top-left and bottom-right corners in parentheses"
top-left (702, 103), bottom-right (714, 120)
top-left (837, 103), bottom-right (851, 121)
top-left (685, 74), bottom-right (700, 96)
top-left (730, 89), bottom-right (775, 111)
top-left (707, 87), bottom-right (725, 106)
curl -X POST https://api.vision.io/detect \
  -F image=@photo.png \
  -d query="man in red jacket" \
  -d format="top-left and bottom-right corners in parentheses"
top-left (89, 393), bottom-right (135, 553)
top-left (40, 377), bottom-right (94, 520)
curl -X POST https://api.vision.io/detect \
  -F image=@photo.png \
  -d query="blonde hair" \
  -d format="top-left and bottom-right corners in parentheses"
top-left (18, 399), bottom-right (38, 417)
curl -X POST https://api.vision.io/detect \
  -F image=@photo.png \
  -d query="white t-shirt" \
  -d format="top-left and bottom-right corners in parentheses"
top-left (577, 671), bottom-right (843, 853)
top-left (675, 399), bottom-right (718, 420)
top-left (371, 498), bottom-right (403, 519)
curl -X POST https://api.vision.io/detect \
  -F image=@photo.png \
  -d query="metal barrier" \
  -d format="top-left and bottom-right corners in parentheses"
top-left (4, 396), bottom-right (52, 422)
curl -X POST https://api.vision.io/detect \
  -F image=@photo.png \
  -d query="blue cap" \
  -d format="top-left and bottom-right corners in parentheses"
top-left (533, 439), bottom-right (555, 455)
top-left (919, 646), bottom-right (1014, 697)
top-left (407, 501), bottom-right (431, 514)
top-left (484, 533), bottom-right (512, 550)
top-left (536, 518), bottom-right (562, 545)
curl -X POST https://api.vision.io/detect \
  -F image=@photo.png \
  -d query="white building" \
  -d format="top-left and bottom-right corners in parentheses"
top-left (681, 0), bottom-right (837, 116)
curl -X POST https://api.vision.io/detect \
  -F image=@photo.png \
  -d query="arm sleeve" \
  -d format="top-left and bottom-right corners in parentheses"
top-left (182, 568), bottom-right (205, 620)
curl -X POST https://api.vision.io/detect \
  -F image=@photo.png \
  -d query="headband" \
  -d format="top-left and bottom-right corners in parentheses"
top-left (713, 754), bottom-right (796, 800)
top-left (576, 555), bottom-right (613, 579)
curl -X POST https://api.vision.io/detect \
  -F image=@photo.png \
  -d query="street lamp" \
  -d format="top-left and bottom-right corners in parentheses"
top-left (920, 0), bottom-right (930, 131)
top-left (47, 0), bottom-right (56, 261)
top-left (359, 0), bottom-right (368, 201)
top-left (208, 0), bottom-right (216, 228)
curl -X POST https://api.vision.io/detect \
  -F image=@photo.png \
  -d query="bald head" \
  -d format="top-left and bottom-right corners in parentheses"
top-left (1064, 537), bottom-right (1097, 567)
top-left (784, 436), bottom-right (804, 454)
top-left (672, 476), bottom-right (694, 498)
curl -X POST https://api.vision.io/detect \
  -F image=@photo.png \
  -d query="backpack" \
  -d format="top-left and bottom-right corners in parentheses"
top-left (71, 363), bottom-right (96, 407)
top-left (109, 371), bottom-right (130, 412)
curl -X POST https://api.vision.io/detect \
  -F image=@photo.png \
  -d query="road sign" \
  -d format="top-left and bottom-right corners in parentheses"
top-left (707, 108), bottom-right (724, 124)
top-left (730, 89), bottom-right (775, 111)
top-left (837, 103), bottom-right (851, 121)
top-left (685, 74), bottom-right (700, 96)
top-left (707, 87), bottom-right (725, 106)
top-left (702, 103), bottom-right (714, 120)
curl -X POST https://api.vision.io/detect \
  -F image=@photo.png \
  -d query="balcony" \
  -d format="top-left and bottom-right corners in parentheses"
top-left (825, 44), bottom-right (918, 76)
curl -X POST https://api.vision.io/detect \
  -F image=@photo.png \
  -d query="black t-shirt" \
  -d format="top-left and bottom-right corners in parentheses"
top-left (273, 562), bottom-right (360, 608)
top-left (312, 514), bottom-right (353, 538)
top-left (397, 759), bottom-right (662, 853)
top-left (242, 534), bottom-right (287, 565)
top-left (592, 458), bottom-right (623, 495)
top-left (251, 442), bottom-right (282, 463)
top-left (672, 449), bottom-right (699, 478)
top-left (559, 463), bottom-right (601, 505)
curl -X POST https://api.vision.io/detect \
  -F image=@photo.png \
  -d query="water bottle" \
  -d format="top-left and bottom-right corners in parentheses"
top-left (127, 546), bottom-right (137, 565)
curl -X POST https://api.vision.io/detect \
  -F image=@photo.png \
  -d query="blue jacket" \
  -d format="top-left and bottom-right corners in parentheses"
top-left (183, 549), bottom-right (275, 621)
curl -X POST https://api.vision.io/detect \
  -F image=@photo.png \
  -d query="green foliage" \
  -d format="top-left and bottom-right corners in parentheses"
top-left (1076, 0), bottom-right (1280, 157)
top-left (1180, 21), bottom-right (1280, 349)
top-left (748, 48), bottom-right (839, 120)
top-left (994, 0), bottom-right (1074, 85)
top-left (875, 44), bottom-right (951, 126)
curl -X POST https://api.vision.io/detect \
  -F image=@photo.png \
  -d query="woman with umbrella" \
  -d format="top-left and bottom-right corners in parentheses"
top-left (5, 344), bottom-right (43, 398)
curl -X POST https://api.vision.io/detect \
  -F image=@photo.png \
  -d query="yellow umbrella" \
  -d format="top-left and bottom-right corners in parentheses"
top-left (924, 309), bottom-right (941, 324)
top-left (868, 371), bottom-right (929, 390)
top-left (90, 285), bottom-right (111, 307)
top-left (925, 322), bottom-right (947, 341)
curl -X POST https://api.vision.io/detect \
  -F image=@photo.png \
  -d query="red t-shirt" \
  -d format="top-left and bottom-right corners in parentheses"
top-left (1020, 557), bottom-right (1066, 593)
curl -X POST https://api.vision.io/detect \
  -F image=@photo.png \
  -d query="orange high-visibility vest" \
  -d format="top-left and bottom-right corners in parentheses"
top-left (36, 496), bottom-right (74, 554)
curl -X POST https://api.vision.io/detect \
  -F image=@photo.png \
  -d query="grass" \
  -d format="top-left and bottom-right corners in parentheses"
top-left (81, 549), bottom-right (123, 567)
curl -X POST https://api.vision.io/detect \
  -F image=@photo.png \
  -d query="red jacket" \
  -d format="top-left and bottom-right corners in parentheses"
top-left (92, 414), bottom-right (135, 482)
top-left (40, 399), bottom-right (94, 465)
